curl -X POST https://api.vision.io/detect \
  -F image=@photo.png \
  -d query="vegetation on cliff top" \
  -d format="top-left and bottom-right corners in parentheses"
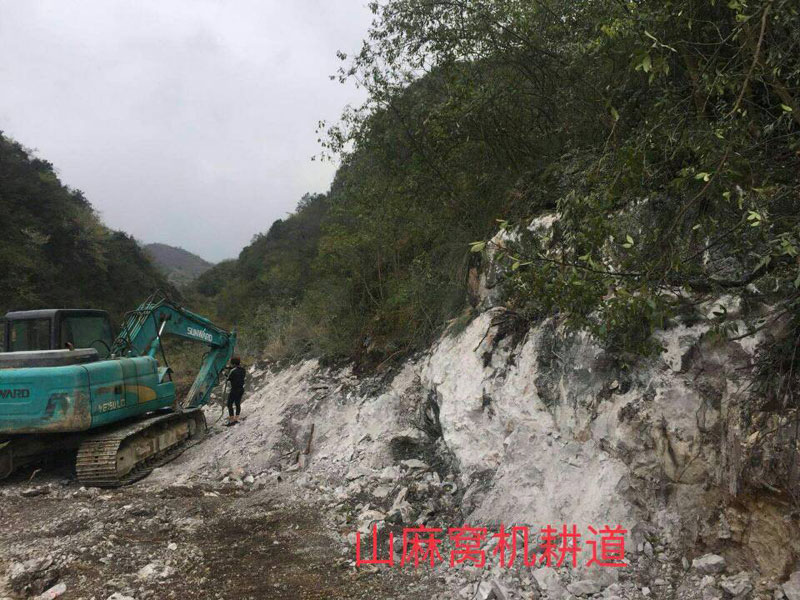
top-left (196, 0), bottom-right (799, 371)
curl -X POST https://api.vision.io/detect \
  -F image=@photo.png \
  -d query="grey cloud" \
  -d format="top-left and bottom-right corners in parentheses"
top-left (0, 0), bottom-right (370, 261)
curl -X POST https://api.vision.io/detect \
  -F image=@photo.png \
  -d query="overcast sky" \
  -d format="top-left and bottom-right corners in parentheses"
top-left (0, 0), bottom-right (371, 261)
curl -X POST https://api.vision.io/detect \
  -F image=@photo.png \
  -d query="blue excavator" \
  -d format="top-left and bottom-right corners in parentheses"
top-left (0, 292), bottom-right (236, 486)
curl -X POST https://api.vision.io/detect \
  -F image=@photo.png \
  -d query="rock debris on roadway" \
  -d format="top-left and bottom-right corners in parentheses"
top-left (2, 297), bottom-right (799, 599)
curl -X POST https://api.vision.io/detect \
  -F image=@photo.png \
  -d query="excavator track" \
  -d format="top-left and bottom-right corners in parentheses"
top-left (75, 409), bottom-right (206, 487)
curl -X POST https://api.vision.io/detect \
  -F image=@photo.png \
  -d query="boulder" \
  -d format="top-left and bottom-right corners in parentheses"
top-left (8, 557), bottom-right (58, 596)
top-left (137, 563), bottom-right (159, 580)
top-left (532, 567), bottom-right (567, 600)
top-left (692, 553), bottom-right (726, 574)
top-left (567, 580), bottom-right (602, 596)
top-left (356, 509), bottom-right (386, 534)
top-left (476, 581), bottom-right (494, 600)
top-left (387, 487), bottom-right (413, 523)
top-left (372, 485), bottom-right (393, 500)
top-left (35, 582), bottom-right (66, 599)
top-left (783, 571), bottom-right (800, 600)
top-left (702, 588), bottom-right (722, 600)
top-left (490, 580), bottom-right (510, 600)
top-left (643, 541), bottom-right (654, 558)
top-left (720, 572), bottom-right (752, 598)
top-left (378, 466), bottom-right (402, 481)
top-left (135, 562), bottom-right (171, 581)
top-left (400, 459), bottom-right (429, 471)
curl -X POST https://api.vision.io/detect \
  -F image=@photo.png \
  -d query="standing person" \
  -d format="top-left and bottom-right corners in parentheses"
top-left (225, 356), bottom-right (246, 426)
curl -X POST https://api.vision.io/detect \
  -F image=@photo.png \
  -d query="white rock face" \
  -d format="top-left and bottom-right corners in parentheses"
top-left (151, 268), bottom-right (786, 582)
top-left (417, 306), bottom-right (763, 560)
top-left (422, 312), bottom-right (640, 537)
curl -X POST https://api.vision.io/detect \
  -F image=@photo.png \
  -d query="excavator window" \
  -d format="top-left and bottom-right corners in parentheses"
top-left (8, 318), bottom-right (51, 352)
top-left (60, 316), bottom-right (114, 358)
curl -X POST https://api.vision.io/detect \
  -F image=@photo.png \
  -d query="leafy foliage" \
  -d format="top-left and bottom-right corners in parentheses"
top-left (320, 0), bottom-right (800, 358)
top-left (0, 132), bottom-right (173, 324)
top-left (190, 193), bottom-right (330, 357)
top-left (201, 0), bottom-right (799, 372)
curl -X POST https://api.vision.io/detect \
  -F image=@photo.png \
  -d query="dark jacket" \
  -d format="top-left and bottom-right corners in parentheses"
top-left (227, 365), bottom-right (246, 392)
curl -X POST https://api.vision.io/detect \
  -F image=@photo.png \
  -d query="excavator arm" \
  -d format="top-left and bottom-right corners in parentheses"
top-left (112, 293), bottom-right (236, 408)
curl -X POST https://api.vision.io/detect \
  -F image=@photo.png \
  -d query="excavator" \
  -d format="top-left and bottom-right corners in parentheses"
top-left (0, 292), bottom-right (236, 486)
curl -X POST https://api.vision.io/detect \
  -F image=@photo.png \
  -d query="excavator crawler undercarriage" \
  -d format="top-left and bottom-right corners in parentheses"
top-left (76, 409), bottom-right (206, 487)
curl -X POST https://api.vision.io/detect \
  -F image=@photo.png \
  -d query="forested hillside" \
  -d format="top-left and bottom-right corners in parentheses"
top-left (191, 193), bottom-right (328, 356)
top-left (144, 243), bottom-right (213, 288)
top-left (196, 0), bottom-right (799, 372)
top-left (0, 132), bottom-right (172, 322)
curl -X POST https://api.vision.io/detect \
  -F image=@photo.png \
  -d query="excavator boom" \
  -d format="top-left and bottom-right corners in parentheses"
top-left (112, 294), bottom-right (236, 408)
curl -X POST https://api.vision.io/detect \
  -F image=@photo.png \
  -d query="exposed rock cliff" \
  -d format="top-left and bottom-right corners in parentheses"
top-left (146, 278), bottom-right (797, 598)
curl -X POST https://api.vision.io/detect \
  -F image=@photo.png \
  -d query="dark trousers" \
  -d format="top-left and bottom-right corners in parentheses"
top-left (227, 388), bottom-right (243, 417)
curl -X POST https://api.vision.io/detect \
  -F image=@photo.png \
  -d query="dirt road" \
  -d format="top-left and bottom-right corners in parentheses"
top-left (0, 460), bottom-right (440, 600)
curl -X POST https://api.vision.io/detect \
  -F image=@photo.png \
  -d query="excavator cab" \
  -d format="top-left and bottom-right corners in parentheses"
top-left (2, 309), bottom-right (115, 359)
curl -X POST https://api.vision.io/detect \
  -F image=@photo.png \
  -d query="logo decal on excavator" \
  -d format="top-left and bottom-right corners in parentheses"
top-left (94, 385), bottom-right (157, 413)
top-left (96, 398), bottom-right (127, 413)
top-left (186, 327), bottom-right (213, 342)
top-left (0, 388), bottom-right (29, 399)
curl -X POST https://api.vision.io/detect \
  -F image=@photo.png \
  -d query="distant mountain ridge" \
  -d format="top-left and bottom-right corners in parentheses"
top-left (144, 243), bottom-right (213, 288)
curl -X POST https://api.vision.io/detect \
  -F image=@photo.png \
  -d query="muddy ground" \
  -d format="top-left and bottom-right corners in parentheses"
top-left (0, 436), bottom-right (443, 600)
